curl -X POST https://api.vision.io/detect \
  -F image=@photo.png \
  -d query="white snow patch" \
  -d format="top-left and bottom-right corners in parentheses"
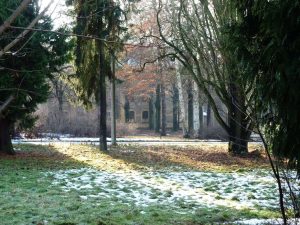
top-left (43, 168), bottom-right (289, 211)
top-left (231, 218), bottom-right (300, 225)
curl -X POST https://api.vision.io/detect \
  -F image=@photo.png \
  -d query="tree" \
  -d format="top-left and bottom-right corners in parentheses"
top-left (0, 0), bottom-right (70, 154)
top-left (227, 1), bottom-right (300, 221)
top-left (156, 0), bottom-right (254, 154)
top-left (0, 0), bottom-right (53, 114)
top-left (69, 0), bottom-right (125, 152)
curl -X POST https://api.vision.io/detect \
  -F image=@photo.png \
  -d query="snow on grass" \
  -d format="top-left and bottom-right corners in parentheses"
top-left (44, 168), bottom-right (279, 211)
top-left (231, 218), bottom-right (300, 225)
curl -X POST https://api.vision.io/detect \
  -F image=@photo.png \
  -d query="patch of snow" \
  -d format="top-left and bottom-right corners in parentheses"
top-left (80, 196), bottom-right (88, 200)
top-left (43, 168), bottom-right (292, 212)
top-left (230, 218), bottom-right (300, 225)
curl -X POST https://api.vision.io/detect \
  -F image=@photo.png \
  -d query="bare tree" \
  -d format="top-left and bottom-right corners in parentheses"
top-left (156, 0), bottom-right (254, 154)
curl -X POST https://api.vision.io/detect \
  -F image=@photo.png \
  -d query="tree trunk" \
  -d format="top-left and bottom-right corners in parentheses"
top-left (161, 82), bottom-right (166, 136)
top-left (172, 84), bottom-right (179, 131)
top-left (207, 104), bottom-right (211, 127)
top-left (57, 81), bottom-right (64, 112)
top-left (0, 118), bottom-right (15, 155)
top-left (228, 82), bottom-right (250, 155)
top-left (199, 103), bottom-right (204, 138)
top-left (148, 97), bottom-right (154, 129)
top-left (176, 60), bottom-right (188, 137)
top-left (154, 84), bottom-right (161, 133)
top-left (193, 82), bottom-right (200, 137)
top-left (110, 53), bottom-right (116, 146)
top-left (124, 96), bottom-right (130, 123)
top-left (228, 114), bottom-right (249, 155)
top-left (98, 40), bottom-right (107, 152)
top-left (187, 81), bottom-right (193, 137)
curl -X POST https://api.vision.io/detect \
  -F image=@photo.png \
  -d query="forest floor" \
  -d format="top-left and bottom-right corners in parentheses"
top-left (0, 143), bottom-right (283, 225)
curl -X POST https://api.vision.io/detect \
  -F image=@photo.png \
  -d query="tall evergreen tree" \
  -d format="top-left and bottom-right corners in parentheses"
top-left (69, 0), bottom-right (125, 152)
top-left (0, 0), bottom-right (71, 154)
top-left (224, 1), bottom-right (300, 220)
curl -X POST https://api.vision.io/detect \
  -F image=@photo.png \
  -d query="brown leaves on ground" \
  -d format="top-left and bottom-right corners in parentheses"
top-left (0, 143), bottom-right (269, 172)
top-left (109, 143), bottom-right (269, 171)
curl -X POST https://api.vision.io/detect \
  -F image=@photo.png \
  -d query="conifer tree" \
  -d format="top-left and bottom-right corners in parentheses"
top-left (0, 0), bottom-right (71, 154)
top-left (69, 0), bottom-right (126, 151)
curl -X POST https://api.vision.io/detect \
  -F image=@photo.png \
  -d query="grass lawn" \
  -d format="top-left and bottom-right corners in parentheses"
top-left (0, 143), bottom-right (281, 225)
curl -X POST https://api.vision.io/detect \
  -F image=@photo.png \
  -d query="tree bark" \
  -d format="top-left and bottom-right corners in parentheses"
top-left (148, 97), bottom-right (154, 129)
top-left (154, 84), bottom-right (161, 133)
top-left (187, 81), bottom-right (193, 137)
top-left (161, 82), bottom-right (166, 136)
top-left (98, 39), bottom-right (107, 152)
top-left (228, 82), bottom-right (250, 154)
top-left (176, 61), bottom-right (188, 137)
top-left (199, 102), bottom-right (204, 138)
top-left (193, 82), bottom-right (200, 137)
top-left (0, 118), bottom-right (15, 155)
top-left (207, 104), bottom-right (211, 127)
top-left (172, 84), bottom-right (179, 131)
top-left (110, 53), bottom-right (116, 146)
top-left (124, 96), bottom-right (130, 123)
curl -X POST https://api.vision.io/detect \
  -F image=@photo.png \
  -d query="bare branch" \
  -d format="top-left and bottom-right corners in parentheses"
top-left (0, 95), bottom-right (14, 114)
top-left (0, 0), bottom-right (32, 35)
top-left (0, 0), bottom-right (54, 58)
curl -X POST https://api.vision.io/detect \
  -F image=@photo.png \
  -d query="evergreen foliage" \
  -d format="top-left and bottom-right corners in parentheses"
top-left (226, 0), bottom-right (300, 170)
top-left (0, 0), bottom-right (72, 154)
top-left (68, 0), bottom-right (134, 151)
top-left (68, 0), bottom-right (125, 105)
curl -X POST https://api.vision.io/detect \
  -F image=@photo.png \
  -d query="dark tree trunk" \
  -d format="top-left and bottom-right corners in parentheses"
top-left (198, 103), bottom-right (204, 138)
top-left (207, 104), bottom-right (211, 127)
top-left (124, 96), bottom-right (130, 123)
top-left (187, 83), bottom-right (193, 136)
top-left (0, 118), bottom-right (15, 155)
top-left (154, 84), bottom-right (161, 133)
top-left (57, 81), bottom-right (64, 112)
top-left (110, 54), bottom-right (116, 146)
top-left (228, 115), bottom-right (249, 155)
top-left (228, 82), bottom-right (250, 155)
top-left (172, 84), bottom-right (179, 131)
top-left (161, 83), bottom-right (166, 136)
top-left (148, 97), bottom-right (154, 130)
top-left (98, 39), bottom-right (107, 152)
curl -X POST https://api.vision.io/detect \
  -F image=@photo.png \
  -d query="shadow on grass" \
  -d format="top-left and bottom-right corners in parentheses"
top-left (0, 144), bottom-right (86, 170)
top-left (108, 144), bottom-right (269, 171)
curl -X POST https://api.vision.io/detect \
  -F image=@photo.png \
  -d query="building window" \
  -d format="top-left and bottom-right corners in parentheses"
top-left (129, 111), bottom-right (135, 121)
top-left (142, 111), bottom-right (149, 120)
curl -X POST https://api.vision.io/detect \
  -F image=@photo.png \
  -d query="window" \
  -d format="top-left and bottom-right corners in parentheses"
top-left (142, 111), bottom-right (149, 120)
top-left (129, 111), bottom-right (135, 121)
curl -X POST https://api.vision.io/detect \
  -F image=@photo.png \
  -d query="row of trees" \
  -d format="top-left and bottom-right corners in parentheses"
top-left (1, 0), bottom-right (298, 157)
top-left (121, 0), bottom-right (300, 220)
top-left (0, 0), bottom-right (299, 222)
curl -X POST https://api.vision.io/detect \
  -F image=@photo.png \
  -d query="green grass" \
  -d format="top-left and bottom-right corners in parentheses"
top-left (0, 144), bottom-right (280, 225)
